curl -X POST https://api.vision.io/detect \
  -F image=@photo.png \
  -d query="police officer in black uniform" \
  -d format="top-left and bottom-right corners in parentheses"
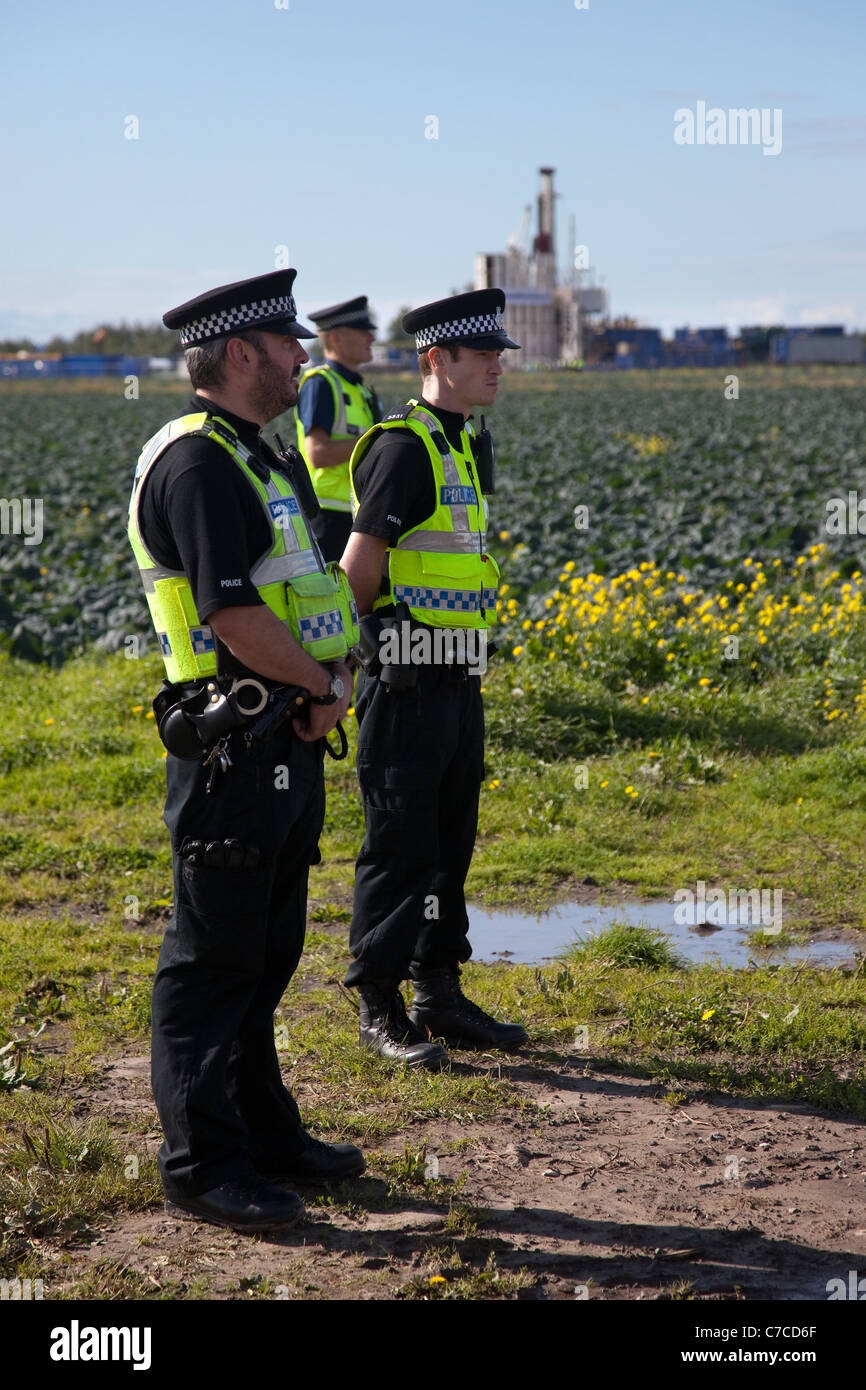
top-left (129, 271), bottom-right (363, 1232)
top-left (295, 296), bottom-right (382, 562)
top-left (340, 290), bottom-right (529, 1069)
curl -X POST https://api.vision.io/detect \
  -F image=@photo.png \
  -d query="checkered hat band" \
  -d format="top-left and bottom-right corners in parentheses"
top-left (180, 295), bottom-right (297, 346)
top-left (299, 610), bottom-right (344, 643)
top-left (415, 312), bottom-right (504, 350)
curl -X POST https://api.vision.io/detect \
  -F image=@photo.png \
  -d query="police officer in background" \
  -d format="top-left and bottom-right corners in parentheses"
top-left (295, 296), bottom-right (382, 561)
top-left (128, 270), bottom-right (364, 1233)
top-left (340, 290), bottom-right (528, 1069)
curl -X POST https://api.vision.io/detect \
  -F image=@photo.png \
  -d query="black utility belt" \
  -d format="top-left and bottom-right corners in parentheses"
top-left (154, 676), bottom-right (308, 760)
top-left (167, 674), bottom-right (280, 711)
top-left (356, 606), bottom-right (495, 691)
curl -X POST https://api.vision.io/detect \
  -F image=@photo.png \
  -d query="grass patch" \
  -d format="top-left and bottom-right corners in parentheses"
top-left (53, 1263), bottom-right (211, 1301)
top-left (567, 920), bottom-right (685, 970)
top-left (0, 1105), bottom-right (160, 1265)
top-left (367, 1142), bottom-right (438, 1191)
top-left (398, 1251), bottom-right (532, 1300)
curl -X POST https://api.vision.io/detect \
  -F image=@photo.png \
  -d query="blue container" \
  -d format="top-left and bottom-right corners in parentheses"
top-left (0, 358), bottom-right (62, 379)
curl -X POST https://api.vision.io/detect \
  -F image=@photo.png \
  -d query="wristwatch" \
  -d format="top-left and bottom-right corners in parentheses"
top-left (310, 674), bottom-right (345, 706)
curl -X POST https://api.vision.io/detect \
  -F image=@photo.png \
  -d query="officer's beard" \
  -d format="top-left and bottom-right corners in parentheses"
top-left (249, 354), bottom-right (299, 423)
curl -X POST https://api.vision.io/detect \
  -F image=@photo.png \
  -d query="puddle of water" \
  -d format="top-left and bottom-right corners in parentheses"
top-left (467, 900), bottom-right (856, 970)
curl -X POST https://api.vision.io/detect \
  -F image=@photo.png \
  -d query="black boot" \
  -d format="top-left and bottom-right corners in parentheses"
top-left (165, 1178), bottom-right (304, 1232)
top-left (409, 966), bottom-right (528, 1051)
top-left (358, 979), bottom-right (449, 1070)
top-left (258, 1131), bottom-right (366, 1185)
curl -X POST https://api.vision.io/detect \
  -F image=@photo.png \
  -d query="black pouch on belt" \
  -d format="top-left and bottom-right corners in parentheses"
top-left (378, 601), bottom-right (417, 690)
top-left (157, 680), bottom-right (247, 759)
top-left (357, 614), bottom-right (384, 678)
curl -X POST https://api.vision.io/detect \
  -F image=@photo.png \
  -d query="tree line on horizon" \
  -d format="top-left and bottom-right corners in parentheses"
top-left (0, 309), bottom-right (420, 359)
top-left (3, 314), bottom-right (848, 364)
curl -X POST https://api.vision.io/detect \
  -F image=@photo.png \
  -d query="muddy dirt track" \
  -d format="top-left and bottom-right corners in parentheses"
top-left (57, 1049), bottom-right (866, 1302)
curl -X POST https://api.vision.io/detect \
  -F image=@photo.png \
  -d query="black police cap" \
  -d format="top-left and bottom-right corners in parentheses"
top-left (309, 296), bottom-right (377, 332)
top-left (163, 270), bottom-right (316, 347)
top-left (402, 289), bottom-right (520, 352)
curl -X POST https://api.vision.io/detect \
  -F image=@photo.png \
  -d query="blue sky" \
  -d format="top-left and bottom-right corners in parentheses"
top-left (1, 0), bottom-right (863, 342)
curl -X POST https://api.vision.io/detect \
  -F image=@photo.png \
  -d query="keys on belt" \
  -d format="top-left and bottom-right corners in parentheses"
top-left (202, 736), bottom-right (232, 795)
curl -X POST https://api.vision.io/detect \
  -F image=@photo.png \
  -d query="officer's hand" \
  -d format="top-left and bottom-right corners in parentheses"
top-left (292, 662), bottom-right (353, 742)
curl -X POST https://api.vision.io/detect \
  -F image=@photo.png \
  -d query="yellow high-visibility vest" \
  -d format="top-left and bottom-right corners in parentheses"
top-left (350, 401), bottom-right (499, 629)
top-left (128, 411), bottom-right (358, 682)
top-left (296, 364), bottom-right (378, 513)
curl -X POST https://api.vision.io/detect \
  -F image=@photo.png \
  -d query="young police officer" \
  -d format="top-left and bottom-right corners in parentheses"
top-left (340, 289), bottom-right (528, 1068)
top-left (295, 296), bottom-right (382, 561)
top-left (128, 270), bottom-right (363, 1232)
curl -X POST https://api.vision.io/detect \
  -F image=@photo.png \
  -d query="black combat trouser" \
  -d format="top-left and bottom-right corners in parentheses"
top-left (151, 720), bottom-right (324, 1201)
top-left (310, 507), bottom-right (353, 564)
top-left (345, 668), bottom-right (484, 987)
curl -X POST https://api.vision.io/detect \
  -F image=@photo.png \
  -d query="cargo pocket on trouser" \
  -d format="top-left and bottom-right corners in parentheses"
top-left (358, 760), bottom-right (441, 865)
top-left (176, 861), bottom-right (271, 974)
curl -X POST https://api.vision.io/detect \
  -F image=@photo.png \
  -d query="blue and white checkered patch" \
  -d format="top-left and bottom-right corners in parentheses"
top-left (158, 632), bottom-right (172, 656)
top-left (440, 484), bottom-right (477, 507)
top-left (190, 626), bottom-right (215, 655)
top-left (299, 610), bottom-right (344, 643)
top-left (394, 585), bottom-right (480, 613)
top-left (482, 587), bottom-right (498, 608)
top-left (268, 496), bottom-right (301, 527)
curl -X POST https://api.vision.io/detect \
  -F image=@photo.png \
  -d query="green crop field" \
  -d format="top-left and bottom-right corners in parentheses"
top-left (1, 367), bottom-right (865, 662)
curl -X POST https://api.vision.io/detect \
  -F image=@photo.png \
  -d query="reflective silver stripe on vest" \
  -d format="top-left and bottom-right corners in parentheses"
top-left (133, 423), bottom-right (174, 483)
top-left (140, 562), bottom-right (183, 593)
top-left (251, 549), bottom-right (319, 585)
top-left (410, 405), bottom-right (472, 537)
top-left (249, 454), bottom-right (302, 556)
top-left (319, 497), bottom-right (353, 513)
top-left (393, 529), bottom-right (480, 554)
